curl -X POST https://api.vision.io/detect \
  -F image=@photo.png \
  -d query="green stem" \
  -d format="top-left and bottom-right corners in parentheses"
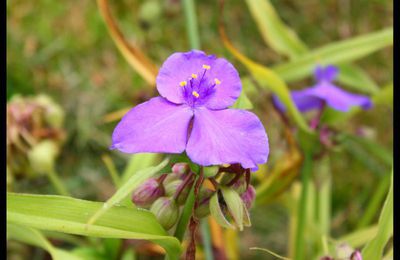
top-left (294, 152), bottom-right (312, 260)
top-left (46, 168), bottom-right (71, 197)
top-left (200, 219), bottom-right (214, 260)
top-left (182, 0), bottom-right (200, 49)
top-left (173, 180), bottom-right (196, 242)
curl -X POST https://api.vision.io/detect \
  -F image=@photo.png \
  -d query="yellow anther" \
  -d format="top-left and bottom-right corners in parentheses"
top-left (214, 78), bottom-right (221, 85)
top-left (191, 73), bottom-right (198, 79)
top-left (192, 91), bottom-right (200, 98)
top-left (179, 81), bottom-right (187, 87)
top-left (202, 64), bottom-right (211, 70)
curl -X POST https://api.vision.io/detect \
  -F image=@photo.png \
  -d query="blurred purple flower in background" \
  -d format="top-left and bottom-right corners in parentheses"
top-left (273, 65), bottom-right (373, 113)
top-left (111, 50), bottom-right (269, 169)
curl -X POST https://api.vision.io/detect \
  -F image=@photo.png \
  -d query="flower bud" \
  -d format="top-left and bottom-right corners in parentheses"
top-left (231, 175), bottom-right (247, 195)
top-left (350, 251), bottom-right (362, 260)
top-left (194, 188), bottom-right (214, 218)
top-left (210, 188), bottom-right (248, 231)
top-left (165, 179), bottom-right (183, 197)
top-left (203, 166), bottom-right (219, 178)
top-left (163, 173), bottom-right (180, 184)
top-left (165, 175), bottom-right (194, 205)
top-left (241, 185), bottom-right (256, 210)
top-left (150, 197), bottom-right (179, 230)
top-left (171, 163), bottom-right (189, 175)
top-left (335, 243), bottom-right (355, 259)
top-left (131, 178), bottom-right (164, 208)
top-left (27, 140), bottom-right (59, 174)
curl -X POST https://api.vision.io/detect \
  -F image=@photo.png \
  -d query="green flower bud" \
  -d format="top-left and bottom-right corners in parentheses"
top-left (203, 166), bottom-right (219, 178)
top-left (150, 197), bottom-right (179, 230)
top-left (164, 179), bottom-right (183, 197)
top-left (27, 140), bottom-right (59, 174)
top-left (164, 173), bottom-right (180, 183)
top-left (194, 188), bottom-right (214, 218)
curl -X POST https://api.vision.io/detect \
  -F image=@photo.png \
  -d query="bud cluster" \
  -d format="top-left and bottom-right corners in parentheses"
top-left (132, 163), bottom-right (257, 232)
top-left (132, 163), bottom-right (202, 230)
top-left (7, 94), bottom-right (66, 182)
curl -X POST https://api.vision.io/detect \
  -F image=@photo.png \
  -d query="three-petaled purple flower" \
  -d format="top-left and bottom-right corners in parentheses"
top-left (111, 50), bottom-right (269, 169)
top-left (273, 65), bottom-right (373, 113)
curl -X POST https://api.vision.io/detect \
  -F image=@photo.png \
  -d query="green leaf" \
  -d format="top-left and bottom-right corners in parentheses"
top-left (231, 88), bottom-right (253, 110)
top-left (245, 0), bottom-right (308, 59)
top-left (87, 158), bottom-right (169, 226)
top-left (373, 82), bottom-right (393, 107)
top-left (245, 0), bottom-right (380, 93)
top-left (362, 169), bottom-right (393, 260)
top-left (122, 153), bottom-right (159, 183)
top-left (336, 63), bottom-right (379, 94)
top-left (7, 193), bottom-right (182, 259)
top-left (7, 223), bottom-right (83, 260)
top-left (273, 28), bottom-right (393, 82)
top-left (338, 225), bottom-right (378, 248)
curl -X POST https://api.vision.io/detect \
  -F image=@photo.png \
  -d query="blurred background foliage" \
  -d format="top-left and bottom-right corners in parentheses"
top-left (7, 0), bottom-right (392, 259)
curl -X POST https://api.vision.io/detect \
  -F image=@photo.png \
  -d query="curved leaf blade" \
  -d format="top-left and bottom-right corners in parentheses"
top-left (273, 27), bottom-right (393, 82)
top-left (7, 193), bottom-right (182, 259)
top-left (245, 0), bottom-right (308, 58)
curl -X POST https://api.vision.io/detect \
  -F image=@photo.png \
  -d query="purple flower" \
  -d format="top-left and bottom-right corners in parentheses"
top-left (111, 50), bottom-right (269, 169)
top-left (273, 65), bottom-right (373, 112)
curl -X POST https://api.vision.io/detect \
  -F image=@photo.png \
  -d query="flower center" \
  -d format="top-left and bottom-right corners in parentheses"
top-left (178, 64), bottom-right (222, 107)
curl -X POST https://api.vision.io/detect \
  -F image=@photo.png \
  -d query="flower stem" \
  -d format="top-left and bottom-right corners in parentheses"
top-left (294, 152), bottom-right (312, 260)
top-left (182, 0), bottom-right (200, 49)
top-left (47, 168), bottom-right (71, 197)
top-left (173, 177), bottom-right (197, 242)
top-left (200, 219), bottom-right (214, 260)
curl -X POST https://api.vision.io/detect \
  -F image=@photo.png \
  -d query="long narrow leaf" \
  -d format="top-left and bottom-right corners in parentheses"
top-left (7, 223), bottom-right (83, 260)
top-left (245, 0), bottom-right (307, 59)
top-left (97, 0), bottom-right (158, 85)
top-left (7, 193), bottom-right (182, 259)
top-left (362, 169), bottom-right (393, 260)
top-left (273, 28), bottom-right (393, 82)
top-left (245, 0), bottom-right (380, 93)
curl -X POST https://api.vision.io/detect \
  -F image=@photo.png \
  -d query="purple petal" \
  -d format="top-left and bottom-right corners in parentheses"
top-left (202, 57), bottom-right (242, 109)
top-left (111, 97), bottom-right (193, 153)
top-left (272, 90), bottom-right (324, 113)
top-left (314, 65), bottom-right (339, 82)
top-left (156, 50), bottom-right (216, 104)
top-left (308, 82), bottom-right (373, 112)
top-left (186, 107), bottom-right (269, 169)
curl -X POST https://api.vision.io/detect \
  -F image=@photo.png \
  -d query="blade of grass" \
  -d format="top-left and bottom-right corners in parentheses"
top-left (182, 0), bottom-right (200, 49)
top-left (273, 28), bottom-right (393, 82)
top-left (293, 152), bottom-right (313, 260)
top-left (362, 169), bottom-right (393, 260)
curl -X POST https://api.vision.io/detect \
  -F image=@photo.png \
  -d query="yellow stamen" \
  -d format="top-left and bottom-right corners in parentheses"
top-left (214, 78), bottom-right (221, 85)
top-left (191, 73), bottom-right (198, 79)
top-left (202, 64), bottom-right (211, 70)
top-left (192, 91), bottom-right (200, 98)
top-left (179, 81), bottom-right (187, 87)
